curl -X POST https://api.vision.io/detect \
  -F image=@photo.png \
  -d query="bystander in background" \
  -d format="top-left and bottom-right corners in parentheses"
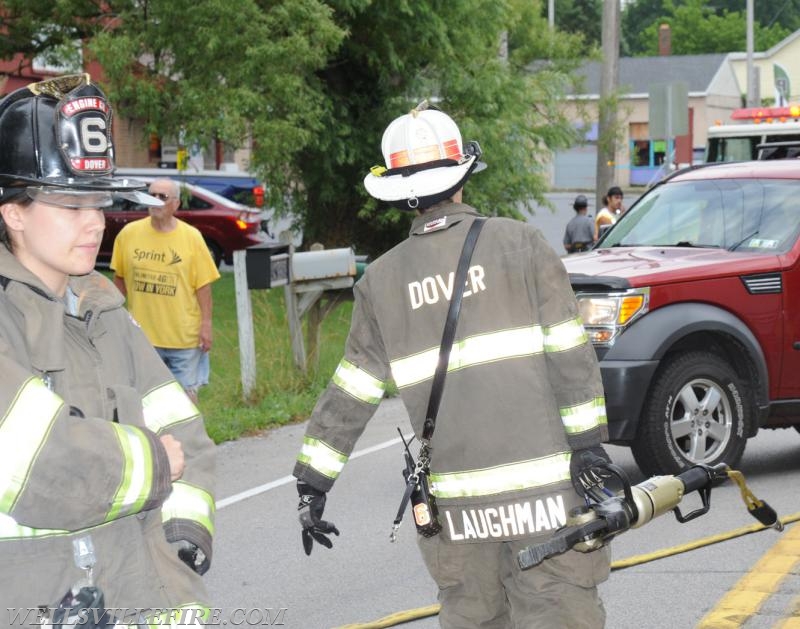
top-left (563, 194), bottom-right (596, 254)
top-left (111, 178), bottom-right (220, 404)
top-left (594, 186), bottom-right (625, 240)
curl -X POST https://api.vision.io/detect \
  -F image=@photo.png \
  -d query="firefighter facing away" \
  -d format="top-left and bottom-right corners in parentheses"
top-left (0, 75), bottom-right (215, 624)
top-left (293, 102), bottom-right (611, 628)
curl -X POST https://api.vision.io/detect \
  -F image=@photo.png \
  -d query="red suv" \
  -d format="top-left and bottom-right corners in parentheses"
top-left (99, 182), bottom-right (269, 267)
top-left (563, 159), bottom-right (800, 476)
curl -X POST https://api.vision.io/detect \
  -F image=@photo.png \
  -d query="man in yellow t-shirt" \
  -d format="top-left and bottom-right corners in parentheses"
top-left (111, 178), bottom-right (221, 402)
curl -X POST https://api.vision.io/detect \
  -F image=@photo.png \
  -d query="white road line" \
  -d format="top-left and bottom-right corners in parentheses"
top-left (216, 435), bottom-right (409, 510)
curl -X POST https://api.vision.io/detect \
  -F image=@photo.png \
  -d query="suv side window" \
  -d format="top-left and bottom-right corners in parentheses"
top-left (737, 181), bottom-right (800, 251)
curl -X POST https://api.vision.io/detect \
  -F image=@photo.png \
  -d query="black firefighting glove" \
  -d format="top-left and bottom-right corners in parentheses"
top-left (570, 445), bottom-right (613, 498)
top-left (176, 540), bottom-right (211, 575)
top-left (297, 480), bottom-right (339, 556)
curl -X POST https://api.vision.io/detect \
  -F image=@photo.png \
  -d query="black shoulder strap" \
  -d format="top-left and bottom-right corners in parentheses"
top-left (422, 217), bottom-right (486, 442)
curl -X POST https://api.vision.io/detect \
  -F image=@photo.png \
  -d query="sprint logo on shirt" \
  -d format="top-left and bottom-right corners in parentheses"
top-left (408, 265), bottom-right (487, 310)
top-left (132, 247), bottom-right (182, 265)
top-left (134, 247), bottom-right (166, 263)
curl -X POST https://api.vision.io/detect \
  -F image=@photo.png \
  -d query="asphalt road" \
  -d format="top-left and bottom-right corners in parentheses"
top-left (205, 397), bottom-right (800, 629)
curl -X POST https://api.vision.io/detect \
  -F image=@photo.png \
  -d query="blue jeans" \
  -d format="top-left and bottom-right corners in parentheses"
top-left (155, 347), bottom-right (210, 394)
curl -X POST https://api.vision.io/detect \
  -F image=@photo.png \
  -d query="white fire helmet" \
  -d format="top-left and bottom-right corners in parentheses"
top-left (363, 101), bottom-right (485, 211)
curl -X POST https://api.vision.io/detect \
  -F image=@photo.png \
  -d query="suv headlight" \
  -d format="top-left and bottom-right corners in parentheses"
top-left (576, 288), bottom-right (650, 346)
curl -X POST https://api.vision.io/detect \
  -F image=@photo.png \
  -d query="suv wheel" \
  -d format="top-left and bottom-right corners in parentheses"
top-left (632, 351), bottom-right (750, 476)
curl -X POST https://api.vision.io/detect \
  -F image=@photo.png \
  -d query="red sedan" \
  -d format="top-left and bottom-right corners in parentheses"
top-left (99, 181), bottom-right (270, 267)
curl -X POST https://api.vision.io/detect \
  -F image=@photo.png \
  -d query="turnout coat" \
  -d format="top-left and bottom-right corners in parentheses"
top-left (0, 246), bottom-right (215, 625)
top-left (295, 202), bottom-right (608, 544)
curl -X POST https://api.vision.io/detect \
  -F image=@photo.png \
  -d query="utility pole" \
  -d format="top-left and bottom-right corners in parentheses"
top-left (595, 0), bottom-right (620, 210)
top-left (746, 0), bottom-right (759, 107)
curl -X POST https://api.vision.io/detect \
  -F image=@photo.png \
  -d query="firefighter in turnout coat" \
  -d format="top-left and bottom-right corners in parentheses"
top-left (0, 75), bottom-right (215, 626)
top-left (293, 103), bottom-right (611, 628)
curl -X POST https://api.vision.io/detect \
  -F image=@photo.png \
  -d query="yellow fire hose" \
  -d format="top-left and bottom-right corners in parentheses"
top-left (334, 469), bottom-right (799, 629)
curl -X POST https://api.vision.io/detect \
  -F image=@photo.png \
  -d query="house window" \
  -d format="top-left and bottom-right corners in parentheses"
top-left (652, 140), bottom-right (667, 165)
top-left (632, 140), bottom-right (650, 166)
top-left (630, 121), bottom-right (677, 167)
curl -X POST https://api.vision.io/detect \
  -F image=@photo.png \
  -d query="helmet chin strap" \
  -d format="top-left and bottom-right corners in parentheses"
top-left (386, 156), bottom-right (480, 212)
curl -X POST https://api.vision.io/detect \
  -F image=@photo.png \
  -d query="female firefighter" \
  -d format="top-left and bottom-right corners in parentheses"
top-left (0, 74), bottom-right (215, 625)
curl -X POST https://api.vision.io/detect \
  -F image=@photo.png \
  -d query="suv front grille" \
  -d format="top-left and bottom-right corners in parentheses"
top-left (741, 273), bottom-right (783, 294)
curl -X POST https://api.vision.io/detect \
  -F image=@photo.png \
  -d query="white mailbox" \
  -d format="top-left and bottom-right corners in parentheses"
top-left (291, 248), bottom-right (356, 283)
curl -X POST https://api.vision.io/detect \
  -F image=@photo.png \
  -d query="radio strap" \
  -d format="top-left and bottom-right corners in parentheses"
top-left (391, 217), bottom-right (486, 540)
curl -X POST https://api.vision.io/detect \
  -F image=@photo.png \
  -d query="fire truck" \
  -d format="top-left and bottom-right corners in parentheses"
top-left (705, 104), bottom-right (800, 162)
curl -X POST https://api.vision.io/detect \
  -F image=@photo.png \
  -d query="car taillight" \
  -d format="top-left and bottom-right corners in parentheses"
top-left (253, 186), bottom-right (264, 207)
top-left (235, 211), bottom-right (260, 231)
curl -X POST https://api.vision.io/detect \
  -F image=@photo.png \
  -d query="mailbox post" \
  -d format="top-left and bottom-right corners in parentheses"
top-left (234, 241), bottom-right (358, 398)
top-left (285, 246), bottom-right (357, 372)
top-left (234, 242), bottom-right (291, 399)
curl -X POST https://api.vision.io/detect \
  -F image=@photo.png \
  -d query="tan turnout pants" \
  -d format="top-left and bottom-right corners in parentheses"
top-left (418, 534), bottom-right (610, 628)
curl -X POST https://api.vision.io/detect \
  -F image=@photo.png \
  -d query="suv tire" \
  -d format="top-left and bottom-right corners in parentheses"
top-left (632, 351), bottom-right (750, 476)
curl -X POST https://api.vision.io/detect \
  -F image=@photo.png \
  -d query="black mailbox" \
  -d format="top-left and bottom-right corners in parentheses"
top-left (245, 243), bottom-right (291, 289)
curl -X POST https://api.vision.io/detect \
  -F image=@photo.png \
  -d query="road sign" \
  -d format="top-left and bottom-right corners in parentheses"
top-left (649, 82), bottom-right (689, 138)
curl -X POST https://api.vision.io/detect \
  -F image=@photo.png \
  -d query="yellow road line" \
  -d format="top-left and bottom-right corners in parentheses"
top-left (697, 522), bottom-right (800, 628)
top-left (774, 595), bottom-right (800, 629)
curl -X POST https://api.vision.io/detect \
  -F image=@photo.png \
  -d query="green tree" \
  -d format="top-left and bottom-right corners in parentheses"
top-left (622, 0), bottom-right (669, 55)
top-left (540, 0), bottom-right (603, 53)
top-left (623, 0), bottom-right (799, 56)
top-left (636, 0), bottom-right (789, 55)
top-left (90, 0), bottom-right (345, 208)
top-left (293, 0), bottom-right (590, 255)
top-left (1, 0), bottom-right (345, 217)
top-left (712, 0), bottom-right (800, 32)
top-left (1, 0), bottom-right (590, 257)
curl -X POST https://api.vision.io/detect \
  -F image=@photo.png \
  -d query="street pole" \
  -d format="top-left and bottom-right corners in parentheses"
top-left (667, 84), bottom-right (673, 169)
top-left (595, 0), bottom-right (620, 209)
top-left (746, 0), bottom-right (758, 107)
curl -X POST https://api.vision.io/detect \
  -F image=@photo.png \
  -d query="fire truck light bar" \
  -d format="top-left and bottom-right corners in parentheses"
top-left (731, 105), bottom-right (800, 122)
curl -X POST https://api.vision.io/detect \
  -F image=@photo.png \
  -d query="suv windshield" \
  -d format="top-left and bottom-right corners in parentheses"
top-left (599, 178), bottom-right (800, 254)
